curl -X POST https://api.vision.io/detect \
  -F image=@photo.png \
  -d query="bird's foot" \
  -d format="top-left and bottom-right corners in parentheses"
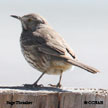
top-left (23, 83), bottom-right (44, 88)
top-left (48, 83), bottom-right (62, 88)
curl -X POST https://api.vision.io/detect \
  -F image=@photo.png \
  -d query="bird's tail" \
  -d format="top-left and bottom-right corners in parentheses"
top-left (67, 59), bottom-right (99, 74)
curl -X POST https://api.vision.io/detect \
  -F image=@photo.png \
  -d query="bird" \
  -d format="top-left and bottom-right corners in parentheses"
top-left (11, 13), bottom-right (99, 88)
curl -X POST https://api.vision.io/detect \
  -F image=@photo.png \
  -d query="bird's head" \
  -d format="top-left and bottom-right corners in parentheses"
top-left (11, 13), bottom-right (47, 31)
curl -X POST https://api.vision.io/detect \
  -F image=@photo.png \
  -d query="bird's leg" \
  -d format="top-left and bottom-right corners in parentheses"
top-left (49, 71), bottom-right (63, 88)
top-left (24, 72), bottom-right (45, 87)
top-left (33, 72), bottom-right (45, 86)
top-left (56, 72), bottom-right (62, 88)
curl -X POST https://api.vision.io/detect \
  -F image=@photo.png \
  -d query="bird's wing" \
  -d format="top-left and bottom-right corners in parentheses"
top-left (28, 26), bottom-right (99, 73)
top-left (32, 25), bottom-right (76, 59)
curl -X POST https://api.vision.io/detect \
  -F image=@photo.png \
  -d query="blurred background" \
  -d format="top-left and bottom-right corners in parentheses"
top-left (0, 0), bottom-right (108, 88)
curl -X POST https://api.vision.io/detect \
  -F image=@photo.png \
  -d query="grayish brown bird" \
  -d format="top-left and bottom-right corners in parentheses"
top-left (11, 13), bottom-right (99, 88)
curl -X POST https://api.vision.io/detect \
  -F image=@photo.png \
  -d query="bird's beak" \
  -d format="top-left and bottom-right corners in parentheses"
top-left (11, 15), bottom-right (27, 30)
top-left (10, 15), bottom-right (21, 20)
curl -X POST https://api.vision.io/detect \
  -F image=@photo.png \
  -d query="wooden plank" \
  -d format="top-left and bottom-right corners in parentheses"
top-left (0, 87), bottom-right (107, 108)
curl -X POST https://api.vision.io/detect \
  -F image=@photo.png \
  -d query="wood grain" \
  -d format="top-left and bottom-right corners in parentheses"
top-left (0, 86), bottom-right (107, 108)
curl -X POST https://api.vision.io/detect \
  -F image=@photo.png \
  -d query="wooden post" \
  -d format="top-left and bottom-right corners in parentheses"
top-left (0, 86), bottom-right (108, 108)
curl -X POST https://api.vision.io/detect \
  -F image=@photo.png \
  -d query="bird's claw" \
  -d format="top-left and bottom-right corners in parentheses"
top-left (48, 83), bottom-right (62, 88)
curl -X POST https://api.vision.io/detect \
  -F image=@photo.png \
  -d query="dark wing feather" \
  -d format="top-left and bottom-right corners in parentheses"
top-left (32, 25), bottom-right (76, 59)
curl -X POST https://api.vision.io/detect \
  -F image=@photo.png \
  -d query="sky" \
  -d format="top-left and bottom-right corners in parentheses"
top-left (0, 0), bottom-right (108, 88)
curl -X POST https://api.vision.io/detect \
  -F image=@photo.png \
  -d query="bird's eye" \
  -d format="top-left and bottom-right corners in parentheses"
top-left (28, 18), bottom-right (32, 22)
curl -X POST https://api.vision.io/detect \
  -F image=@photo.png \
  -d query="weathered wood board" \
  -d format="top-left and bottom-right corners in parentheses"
top-left (0, 86), bottom-right (107, 108)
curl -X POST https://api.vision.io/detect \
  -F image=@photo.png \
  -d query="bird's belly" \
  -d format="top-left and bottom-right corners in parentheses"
top-left (46, 60), bottom-right (72, 75)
